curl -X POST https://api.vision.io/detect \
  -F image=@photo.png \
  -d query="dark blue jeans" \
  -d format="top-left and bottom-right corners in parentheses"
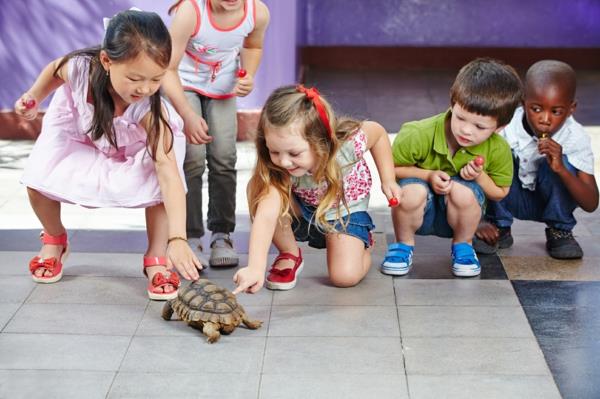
top-left (486, 155), bottom-right (578, 231)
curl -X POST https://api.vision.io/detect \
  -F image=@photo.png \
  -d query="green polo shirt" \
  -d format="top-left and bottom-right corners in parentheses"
top-left (392, 110), bottom-right (513, 187)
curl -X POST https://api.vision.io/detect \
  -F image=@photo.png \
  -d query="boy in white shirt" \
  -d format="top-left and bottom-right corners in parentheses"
top-left (475, 60), bottom-right (599, 259)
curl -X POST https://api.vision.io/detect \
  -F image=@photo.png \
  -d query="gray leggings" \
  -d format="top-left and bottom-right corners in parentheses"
top-left (183, 91), bottom-right (237, 238)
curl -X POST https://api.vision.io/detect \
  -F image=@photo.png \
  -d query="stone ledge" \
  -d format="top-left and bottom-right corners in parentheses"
top-left (0, 109), bottom-right (261, 141)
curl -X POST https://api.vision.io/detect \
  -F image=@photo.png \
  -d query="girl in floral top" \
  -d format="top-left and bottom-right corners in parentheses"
top-left (233, 85), bottom-right (401, 293)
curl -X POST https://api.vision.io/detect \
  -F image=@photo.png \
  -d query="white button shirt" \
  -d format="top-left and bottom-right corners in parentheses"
top-left (500, 107), bottom-right (594, 191)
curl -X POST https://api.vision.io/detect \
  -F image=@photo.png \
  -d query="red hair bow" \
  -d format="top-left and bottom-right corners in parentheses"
top-left (297, 85), bottom-right (333, 139)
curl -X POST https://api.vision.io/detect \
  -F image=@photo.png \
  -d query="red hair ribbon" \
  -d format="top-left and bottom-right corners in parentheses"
top-left (297, 85), bottom-right (333, 139)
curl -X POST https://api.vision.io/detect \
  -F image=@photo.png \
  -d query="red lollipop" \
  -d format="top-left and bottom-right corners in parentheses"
top-left (474, 156), bottom-right (485, 167)
top-left (388, 197), bottom-right (399, 207)
top-left (237, 69), bottom-right (247, 78)
top-left (23, 99), bottom-right (36, 109)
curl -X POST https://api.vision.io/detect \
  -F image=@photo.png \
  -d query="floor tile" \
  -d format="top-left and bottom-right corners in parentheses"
top-left (0, 370), bottom-right (115, 399)
top-left (269, 305), bottom-right (400, 337)
top-left (4, 303), bottom-right (145, 335)
top-left (263, 337), bottom-right (404, 374)
top-left (260, 373), bottom-right (409, 399)
top-left (512, 281), bottom-right (600, 307)
top-left (120, 336), bottom-right (265, 373)
top-left (408, 375), bottom-right (560, 399)
top-left (0, 333), bottom-right (130, 370)
top-left (403, 337), bottom-right (550, 375)
top-left (108, 372), bottom-right (260, 399)
top-left (394, 280), bottom-right (520, 306)
top-left (26, 276), bottom-right (148, 305)
top-left (398, 305), bottom-right (533, 338)
top-left (0, 303), bottom-right (20, 330)
top-left (272, 277), bottom-right (395, 306)
top-left (0, 276), bottom-right (35, 304)
top-left (503, 255), bottom-right (600, 281)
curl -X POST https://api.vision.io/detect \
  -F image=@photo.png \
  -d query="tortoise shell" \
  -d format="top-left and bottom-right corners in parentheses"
top-left (169, 279), bottom-right (247, 326)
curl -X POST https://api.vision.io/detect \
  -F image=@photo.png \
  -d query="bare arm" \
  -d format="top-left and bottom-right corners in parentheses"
top-left (15, 57), bottom-right (68, 119)
top-left (362, 121), bottom-right (402, 201)
top-left (557, 169), bottom-right (599, 212)
top-left (162, 1), bottom-right (211, 144)
top-left (235, 0), bottom-right (270, 97)
top-left (474, 172), bottom-right (510, 201)
top-left (143, 110), bottom-right (202, 280)
top-left (233, 185), bottom-right (281, 294)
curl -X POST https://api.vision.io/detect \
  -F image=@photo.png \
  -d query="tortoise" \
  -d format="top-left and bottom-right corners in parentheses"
top-left (162, 279), bottom-right (262, 343)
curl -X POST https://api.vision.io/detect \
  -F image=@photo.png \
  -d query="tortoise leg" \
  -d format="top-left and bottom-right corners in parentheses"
top-left (202, 322), bottom-right (221, 343)
top-left (221, 324), bottom-right (235, 335)
top-left (242, 315), bottom-right (263, 330)
top-left (161, 300), bottom-right (174, 321)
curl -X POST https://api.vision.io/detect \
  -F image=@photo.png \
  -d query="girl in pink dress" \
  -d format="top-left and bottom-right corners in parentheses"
top-left (14, 10), bottom-right (203, 300)
top-left (233, 85), bottom-right (403, 294)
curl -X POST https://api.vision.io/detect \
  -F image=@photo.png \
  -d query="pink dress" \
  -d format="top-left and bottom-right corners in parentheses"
top-left (21, 56), bottom-right (187, 208)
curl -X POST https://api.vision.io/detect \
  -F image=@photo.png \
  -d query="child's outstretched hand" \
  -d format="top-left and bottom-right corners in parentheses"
top-left (381, 180), bottom-right (403, 207)
top-left (538, 137), bottom-right (565, 173)
top-left (232, 266), bottom-right (264, 295)
top-left (166, 240), bottom-right (203, 281)
top-left (459, 156), bottom-right (485, 181)
top-left (430, 170), bottom-right (453, 194)
top-left (182, 110), bottom-right (212, 145)
top-left (234, 71), bottom-right (254, 97)
top-left (15, 93), bottom-right (38, 120)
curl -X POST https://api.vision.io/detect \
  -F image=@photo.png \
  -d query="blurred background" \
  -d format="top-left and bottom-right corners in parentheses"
top-left (1, 0), bottom-right (599, 138)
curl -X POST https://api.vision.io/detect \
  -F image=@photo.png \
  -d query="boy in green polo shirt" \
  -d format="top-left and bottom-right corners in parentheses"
top-left (382, 58), bottom-right (522, 277)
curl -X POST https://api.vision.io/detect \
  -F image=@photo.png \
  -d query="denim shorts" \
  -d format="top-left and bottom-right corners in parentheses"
top-left (399, 177), bottom-right (485, 238)
top-left (291, 198), bottom-right (375, 249)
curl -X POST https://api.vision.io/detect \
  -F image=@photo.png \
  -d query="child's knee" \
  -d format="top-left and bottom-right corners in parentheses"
top-left (448, 183), bottom-right (479, 209)
top-left (329, 270), bottom-right (363, 288)
top-left (399, 184), bottom-right (428, 210)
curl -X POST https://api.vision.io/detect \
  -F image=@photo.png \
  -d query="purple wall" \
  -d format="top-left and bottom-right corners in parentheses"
top-left (302, 0), bottom-right (600, 47)
top-left (0, 0), bottom-right (297, 110)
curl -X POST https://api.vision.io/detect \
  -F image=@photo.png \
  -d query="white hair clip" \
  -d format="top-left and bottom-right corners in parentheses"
top-left (103, 7), bottom-right (143, 30)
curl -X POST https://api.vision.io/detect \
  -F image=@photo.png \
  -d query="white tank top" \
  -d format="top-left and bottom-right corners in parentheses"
top-left (178, 0), bottom-right (255, 99)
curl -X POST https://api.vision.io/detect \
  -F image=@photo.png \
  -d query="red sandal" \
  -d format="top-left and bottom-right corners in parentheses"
top-left (265, 248), bottom-right (304, 291)
top-left (143, 256), bottom-right (180, 300)
top-left (29, 231), bottom-right (69, 284)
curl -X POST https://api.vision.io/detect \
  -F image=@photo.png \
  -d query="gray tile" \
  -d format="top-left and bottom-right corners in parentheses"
top-left (394, 280), bottom-right (520, 306)
top-left (260, 373), bottom-right (409, 399)
top-left (0, 276), bottom-right (34, 303)
top-left (269, 305), bottom-right (399, 337)
top-left (137, 300), bottom-right (270, 338)
top-left (109, 372), bottom-right (260, 399)
top-left (0, 333), bottom-right (130, 370)
top-left (0, 303), bottom-right (20, 330)
top-left (398, 306), bottom-right (534, 338)
top-left (263, 337), bottom-right (404, 374)
top-left (403, 337), bottom-right (550, 375)
top-left (273, 277), bottom-right (395, 306)
top-left (0, 251), bottom-right (32, 275)
top-left (26, 276), bottom-right (148, 305)
top-left (408, 375), bottom-right (561, 399)
top-left (4, 303), bottom-right (145, 335)
top-left (120, 336), bottom-right (265, 373)
top-left (0, 370), bottom-right (115, 399)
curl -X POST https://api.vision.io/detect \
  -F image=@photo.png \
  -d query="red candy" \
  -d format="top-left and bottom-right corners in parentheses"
top-left (237, 69), bottom-right (247, 78)
top-left (388, 197), bottom-right (399, 207)
top-left (23, 99), bottom-right (36, 109)
top-left (474, 156), bottom-right (485, 167)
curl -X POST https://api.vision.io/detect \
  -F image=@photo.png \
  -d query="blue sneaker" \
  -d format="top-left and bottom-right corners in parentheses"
top-left (381, 242), bottom-right (414, 276)
top-left (451, 242), bottom-right (481, 277)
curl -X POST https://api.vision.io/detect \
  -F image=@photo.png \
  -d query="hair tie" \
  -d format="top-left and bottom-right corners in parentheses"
top-left (297, 85), bottom-right (333, 139)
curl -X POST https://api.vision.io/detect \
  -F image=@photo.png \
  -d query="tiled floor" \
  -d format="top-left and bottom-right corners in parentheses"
top-left (0, 68), bottom-right (599, 398)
